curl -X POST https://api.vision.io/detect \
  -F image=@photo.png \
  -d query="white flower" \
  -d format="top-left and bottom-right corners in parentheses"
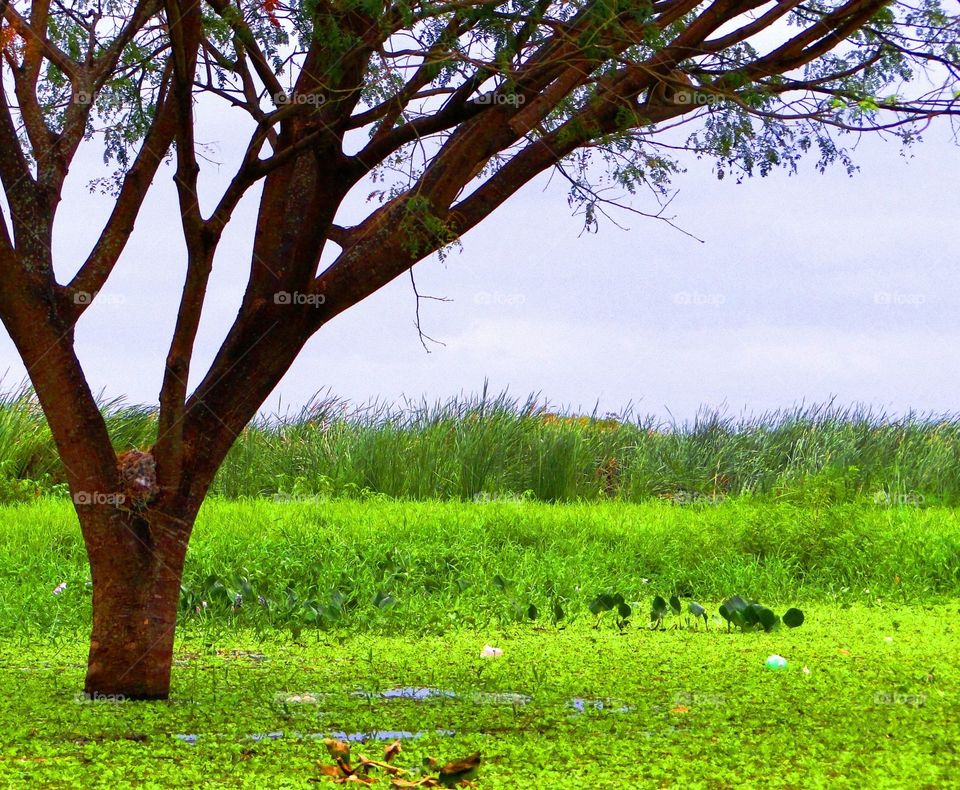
top-left (52, 582), bottom-right (67, 596)
top-left (480, 644), bottom-right (503, 658)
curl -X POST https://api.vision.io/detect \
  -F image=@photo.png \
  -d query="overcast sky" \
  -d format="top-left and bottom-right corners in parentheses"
top-left (1, 106), bottom-right (957, 423)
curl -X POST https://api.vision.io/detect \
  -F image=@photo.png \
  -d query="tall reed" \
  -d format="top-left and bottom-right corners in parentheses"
top-left (1, 384), bottom-right (958, 505)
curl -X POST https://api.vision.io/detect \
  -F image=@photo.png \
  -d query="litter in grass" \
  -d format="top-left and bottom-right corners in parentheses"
top-left (765, 654), bottom-right (788, 669)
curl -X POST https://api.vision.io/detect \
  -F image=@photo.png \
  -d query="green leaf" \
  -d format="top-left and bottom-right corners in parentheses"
top-left (757, 607), bottom-right (779, 632)
top-left (783, 608), bottom-right (805, 628)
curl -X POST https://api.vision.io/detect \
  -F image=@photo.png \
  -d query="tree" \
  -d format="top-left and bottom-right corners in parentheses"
top-left (0, 0), bottom-right (956, 699)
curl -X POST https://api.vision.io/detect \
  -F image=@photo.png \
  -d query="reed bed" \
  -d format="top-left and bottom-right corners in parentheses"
top-left (1, 384), bottom-right (958, 504)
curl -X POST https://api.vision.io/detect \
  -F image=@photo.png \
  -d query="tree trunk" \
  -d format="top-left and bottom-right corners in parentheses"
top-left (81, 505), bottom-right (193, 701)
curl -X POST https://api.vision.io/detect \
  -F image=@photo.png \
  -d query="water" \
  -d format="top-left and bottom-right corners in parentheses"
top-left (351, 686), bottom-right (457, 701)
top-left (569, 697), bottom-right (632, 714)
top-left (176, 729), bottom-right (456, 745)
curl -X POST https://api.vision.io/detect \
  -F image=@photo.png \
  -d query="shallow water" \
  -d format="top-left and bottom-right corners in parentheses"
top-left (351, 686), bottom-right (457, 701)
top-left (175, 728), bottom-right (456, 745)
top-left (277, 687), bottom-right (630, 712)
top-left (569, 697), bottom-right (632, 714)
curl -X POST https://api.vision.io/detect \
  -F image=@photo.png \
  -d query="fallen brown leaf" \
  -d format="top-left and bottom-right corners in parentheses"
top-left (385, 739), bottom-right (402, 763)
top-left (325, 738), bottom-right (352, 762)
top-left (358, 753), bottom-right (407, 776)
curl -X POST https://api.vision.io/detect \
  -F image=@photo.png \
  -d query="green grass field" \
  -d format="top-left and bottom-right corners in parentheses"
top-left (2, 498), bottom-right (959, 787)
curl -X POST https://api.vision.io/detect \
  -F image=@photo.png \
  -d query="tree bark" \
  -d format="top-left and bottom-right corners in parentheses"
top-left (81, 504), bottom-right (193, 700)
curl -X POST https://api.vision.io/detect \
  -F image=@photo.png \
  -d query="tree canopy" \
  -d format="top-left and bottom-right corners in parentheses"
top-left (0, 0), bottom-right (957, 699)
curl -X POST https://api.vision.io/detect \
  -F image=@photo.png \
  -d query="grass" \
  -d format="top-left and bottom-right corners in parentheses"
top-left (2, 385), bottom-right (960, 504)
top-left (2, 496), bottom-right (959, 786)
top-left (2, 498), bottom-right (959, 638)
top-left (3, 606), bottom-right (958, 788)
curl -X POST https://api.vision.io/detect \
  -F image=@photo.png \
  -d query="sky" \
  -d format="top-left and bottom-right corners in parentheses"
top-left (1, 102), bottom-right (958, 423)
